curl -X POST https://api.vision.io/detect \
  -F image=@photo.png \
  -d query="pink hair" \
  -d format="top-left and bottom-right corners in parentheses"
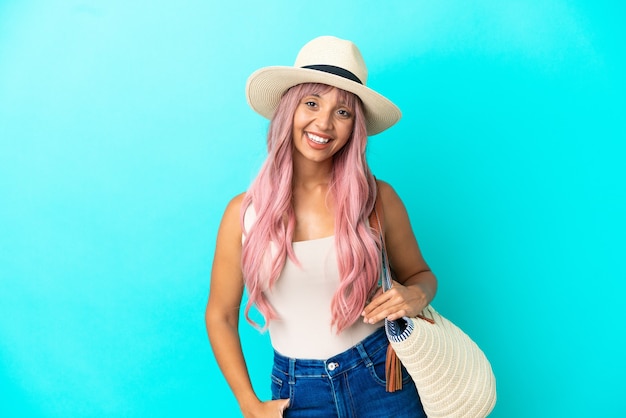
top-left (241, 83), bottom-right (381, 333)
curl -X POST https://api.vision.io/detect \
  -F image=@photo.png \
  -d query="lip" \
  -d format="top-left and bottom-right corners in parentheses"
top-left (306, 131), bottom-right (332, 146)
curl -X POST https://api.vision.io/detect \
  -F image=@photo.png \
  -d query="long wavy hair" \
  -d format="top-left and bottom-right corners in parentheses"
top-left (241, 83), bottom-right (380, 333)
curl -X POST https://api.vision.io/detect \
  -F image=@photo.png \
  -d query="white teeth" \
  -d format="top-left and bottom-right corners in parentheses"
top-left (307, 133), bottom-right (330, 144)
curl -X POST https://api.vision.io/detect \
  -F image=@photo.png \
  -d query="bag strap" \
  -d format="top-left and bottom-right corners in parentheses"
top-left (368, 184), bottom-right (403, 392)
top-left (368, 188), bottom-right (394, 293)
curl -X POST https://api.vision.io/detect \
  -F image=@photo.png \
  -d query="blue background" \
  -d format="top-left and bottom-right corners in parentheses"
top-left (1, 1), bottom-right (624, 417)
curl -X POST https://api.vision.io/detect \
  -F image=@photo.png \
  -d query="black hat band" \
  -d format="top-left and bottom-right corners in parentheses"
top-left (301, 64), bottom-right (363, 85)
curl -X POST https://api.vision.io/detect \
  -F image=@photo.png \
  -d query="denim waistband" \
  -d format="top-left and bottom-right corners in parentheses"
top-left (272, 326), bottom-right (387, 379)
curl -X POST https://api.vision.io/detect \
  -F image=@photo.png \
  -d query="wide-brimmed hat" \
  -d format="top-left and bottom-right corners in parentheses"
top-left (246, 36), bottom-right (401, 136)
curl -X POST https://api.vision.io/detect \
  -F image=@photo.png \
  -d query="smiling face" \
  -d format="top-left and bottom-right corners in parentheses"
top-left (291, 86), bottom-right (355, 166)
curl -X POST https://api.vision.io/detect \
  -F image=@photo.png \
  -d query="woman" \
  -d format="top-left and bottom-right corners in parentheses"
top-left (205, 36), bottom-right (437, 418)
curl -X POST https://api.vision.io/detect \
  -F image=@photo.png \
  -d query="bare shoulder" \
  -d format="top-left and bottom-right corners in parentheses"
top-left (374, 179), bottom-right (431, 284)
top-left (209, 192), bottom-right (247, 317)
top-left (225, 192), bottom-right (246, 215)
top-left (375, 178), bottom-right (414, 239)
top-left (375, 178), bottom-right (395, 198)
top-left (218, 192), bottom-right (247, 238)
top-left (375, 179), bottom-right (406, 217)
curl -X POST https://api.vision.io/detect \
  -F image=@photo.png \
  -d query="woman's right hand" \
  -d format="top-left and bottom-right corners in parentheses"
top-left (243, 399), bottom-right (289, 418)
top-left (266, 399), bottom-right (290, 417)
top-left (243, 399), bottom-right (290, 418)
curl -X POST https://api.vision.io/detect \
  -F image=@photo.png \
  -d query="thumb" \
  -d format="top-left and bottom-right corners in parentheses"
top-left (280, 398), bottom-right (290, 412)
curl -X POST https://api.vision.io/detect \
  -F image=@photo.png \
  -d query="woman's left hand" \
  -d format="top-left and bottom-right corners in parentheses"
top-left (361, 280), bottom-right (429, 324)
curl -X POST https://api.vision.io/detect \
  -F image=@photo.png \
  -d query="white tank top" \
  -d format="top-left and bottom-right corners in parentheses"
top-left (243, 206), bottom-right (381, 359)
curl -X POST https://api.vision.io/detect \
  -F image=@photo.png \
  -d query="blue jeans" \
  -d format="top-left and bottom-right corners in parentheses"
top-left (270, 327), bottom-right (426, 418)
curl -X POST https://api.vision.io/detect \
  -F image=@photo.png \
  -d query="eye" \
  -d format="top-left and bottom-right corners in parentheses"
top-left (337, 109), bottom-right (352, 118)
top-left (304, 100), bottom-right (318, 108)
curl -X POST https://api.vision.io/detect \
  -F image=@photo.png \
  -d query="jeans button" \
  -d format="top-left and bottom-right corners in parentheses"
top-left (328, 362), bottom-right (339, 371)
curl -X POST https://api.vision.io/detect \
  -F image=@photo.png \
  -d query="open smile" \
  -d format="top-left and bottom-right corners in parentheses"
top-left (306, 132), bottom-right (331, 144)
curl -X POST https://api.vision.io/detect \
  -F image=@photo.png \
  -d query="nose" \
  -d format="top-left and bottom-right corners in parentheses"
top-left (314, 109), bottom-right (333, 131)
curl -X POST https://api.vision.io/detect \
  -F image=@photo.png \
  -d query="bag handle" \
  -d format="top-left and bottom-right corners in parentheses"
top-left (368, 187), bottom-right (394, 293)
top-left (368, 184), bottom-right (404, 392)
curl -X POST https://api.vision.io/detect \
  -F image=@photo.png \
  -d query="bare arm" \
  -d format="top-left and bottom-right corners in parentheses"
top-left (205, 193), bottom-right (288, 417)
top-left (362, 180), bottom-right (438, 324)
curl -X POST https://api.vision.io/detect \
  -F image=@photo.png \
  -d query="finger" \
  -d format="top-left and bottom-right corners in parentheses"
top-left (277, 399), bottom-right (290, 416)
top-left (362, 291), bottom-right (392, 317)
top-left (364, 294), bottom-right (410, 324)
top-left (386, 307), bottom-right (409, 321)
top-left (363, 288), bottom-right (384, 311)
top-left (363, 303), bottom-right (395, 324)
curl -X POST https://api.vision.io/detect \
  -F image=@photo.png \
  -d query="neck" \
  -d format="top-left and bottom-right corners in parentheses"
top-left (292, 157), bottom-right (333, 190)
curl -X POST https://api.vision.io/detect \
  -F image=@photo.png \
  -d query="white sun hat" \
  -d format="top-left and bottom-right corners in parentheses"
top-left (245, 36), bottom-right (401, 136)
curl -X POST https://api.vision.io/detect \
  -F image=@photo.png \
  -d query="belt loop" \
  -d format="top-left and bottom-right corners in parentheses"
top-left (356, 341), bottom-right (373, 368)
top-left (288, 358), bottom-right (296, 385)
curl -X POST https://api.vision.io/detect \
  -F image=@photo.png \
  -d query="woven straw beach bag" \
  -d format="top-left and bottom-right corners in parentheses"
top-left (385, 308), bottom-right (497, 418)
top-left (369, 185), bottom-right (496, 417)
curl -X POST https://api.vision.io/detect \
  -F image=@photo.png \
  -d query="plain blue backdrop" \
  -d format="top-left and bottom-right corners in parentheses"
top-left (1, 1), bottom-right (624, 417)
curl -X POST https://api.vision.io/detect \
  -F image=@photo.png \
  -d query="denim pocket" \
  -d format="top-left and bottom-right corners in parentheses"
top-left (366, 344), bottom-right (414, 387)
top-left (270, 372), bottom-right (285, 400)
top-left (365, 344), bottom-right (389, 386)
